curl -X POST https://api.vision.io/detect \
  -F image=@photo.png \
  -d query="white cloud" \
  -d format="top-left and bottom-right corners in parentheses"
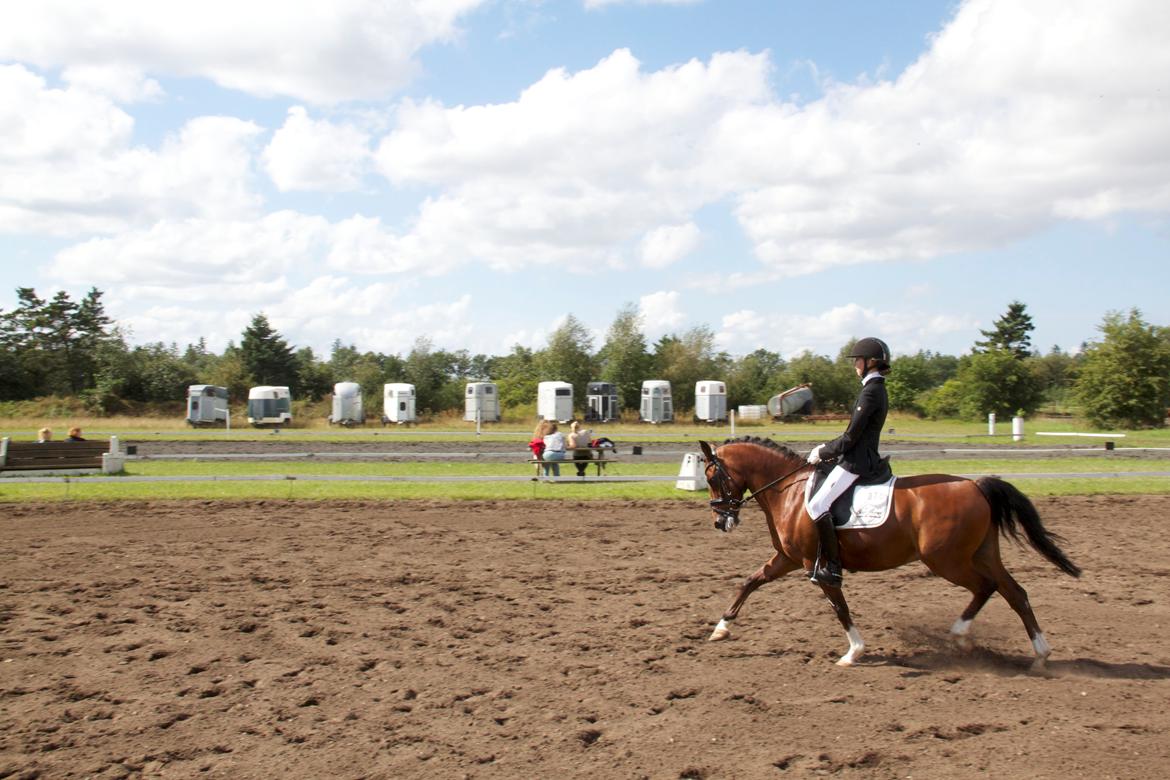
top-left (0, 64), bottom-right (134, 161)
top-left (0, 65), bottom-right (264, 235)
top-left (640, 222), bottom-right (701, 269)
top-left (110, 275), bottom-right (472, 355)
top-left (372, 48), bottom-right (770, 270)
top-left (639, 291), bottom-right (685, 335)
top-left (366, 1), bottom-right (1170, 280)
top-left (61, 64), bottom-right (163, 103)
top-left (715, 303), bottom-right (977, 357)
top-left (0, 0), bottom-right (486, 104)
top-left (7, 0), bottom-right (1169, 359)
top-left (45, 213), bottom-right (480, 353)
top-left (263, 107), bottom-right (372, 192)
top-left (327, 213), bottom-right (459, 276)
top-left (720, 0), bottom-right (1170, 274)
top-left (49, 211), bottom-right (331, 286)
top-left (340, 295), bottom-right (475, 355)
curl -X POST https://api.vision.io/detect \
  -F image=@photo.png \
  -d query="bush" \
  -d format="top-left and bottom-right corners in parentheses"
top-left (956, 349), bottom-right (1044, 420)
top-left (919, 379), bottom-right (963, 419)
top-left (1073, 310), bottom-right (1170, 428)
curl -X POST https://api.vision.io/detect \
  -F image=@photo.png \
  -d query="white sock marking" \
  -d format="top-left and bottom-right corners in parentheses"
top-left (950, 618), bottom-right (973, 637)
top-left (838, 626), bottom-right (865, 666)
top-left (1032, 632), bottom-right (1051, 658)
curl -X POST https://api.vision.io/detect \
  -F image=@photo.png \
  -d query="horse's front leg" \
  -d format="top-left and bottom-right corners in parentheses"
top-left (818, 584), bottom-right (865, 666)
top-left (709, 553), bottom-right (798, 641)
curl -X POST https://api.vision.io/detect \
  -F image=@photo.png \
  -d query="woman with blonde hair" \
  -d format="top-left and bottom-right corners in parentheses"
top-left (37, 427), bottom-right (52, 443)
top-left (568, 420), bottom-right (593, 477)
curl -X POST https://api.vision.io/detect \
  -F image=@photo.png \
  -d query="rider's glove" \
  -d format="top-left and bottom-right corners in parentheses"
top-left (807, 444), bottom-right (824, 464)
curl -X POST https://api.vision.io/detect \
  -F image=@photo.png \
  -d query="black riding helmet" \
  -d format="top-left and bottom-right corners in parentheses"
top-left (849, 337), bottom-right (891, 365)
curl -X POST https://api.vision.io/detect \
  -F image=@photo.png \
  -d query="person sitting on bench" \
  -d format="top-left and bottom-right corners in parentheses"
top-left (568, 420), bottom-right (593, 477)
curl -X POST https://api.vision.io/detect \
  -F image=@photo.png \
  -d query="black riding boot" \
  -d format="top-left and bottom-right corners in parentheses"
top-left (809, 513), bottom-right (843, 587)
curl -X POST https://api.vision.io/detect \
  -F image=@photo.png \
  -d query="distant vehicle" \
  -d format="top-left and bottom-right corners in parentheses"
top-left (186, 385), bottom-right (229, 427)
top-left (694, 380), bottom-right (728, 423)
top-left (465, 382), bottom-right (500, 423)
top-left (329, 382), bottom-right (364, 426)
top-left (247, 386), bottom-right (292, 427)
top-left (585, 381), bottom-right (619, 423)
top-left (640, 380), bottom-right (673, 423)
top-left (769, 384), bottom-right (815, 420)
top-left (537, 381), bottom-right (574, 423)
top-left (383, 383), bottom-right (417, 425)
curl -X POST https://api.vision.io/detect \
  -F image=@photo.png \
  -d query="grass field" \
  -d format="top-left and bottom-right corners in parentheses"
top-left (1, 456), bottom-right (1165, 502)
top-left (101, 456), bottom-right (1170, 478)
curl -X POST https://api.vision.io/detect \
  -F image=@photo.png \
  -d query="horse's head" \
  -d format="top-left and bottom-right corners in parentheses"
top-left (699, 440), bottom-right (747, 532)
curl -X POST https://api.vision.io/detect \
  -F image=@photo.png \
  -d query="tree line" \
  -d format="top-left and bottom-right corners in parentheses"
top-left (2, 290), bottom-right (1168, 428)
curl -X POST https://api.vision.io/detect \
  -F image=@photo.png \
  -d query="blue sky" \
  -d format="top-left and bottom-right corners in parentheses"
top-left (2, 0), bottom-right (1167, 360)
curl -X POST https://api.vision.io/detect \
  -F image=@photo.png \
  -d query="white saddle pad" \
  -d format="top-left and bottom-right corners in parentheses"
top-left (804, 475), bottom-right (897, 529)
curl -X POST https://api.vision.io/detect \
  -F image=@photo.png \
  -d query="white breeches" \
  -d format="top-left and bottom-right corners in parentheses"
top-left (807, 464), bottom-right (859, 518)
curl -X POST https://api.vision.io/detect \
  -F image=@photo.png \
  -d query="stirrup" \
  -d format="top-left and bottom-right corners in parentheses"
top-left (809, 560), bottom-right (843, 587)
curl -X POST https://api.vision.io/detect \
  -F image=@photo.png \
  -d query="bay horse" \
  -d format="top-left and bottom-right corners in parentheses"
top-left (698, 438), bottom-right (1080, 670)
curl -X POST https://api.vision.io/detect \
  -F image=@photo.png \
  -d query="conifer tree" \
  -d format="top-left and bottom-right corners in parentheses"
top-left (239, 313), bottom-right (298, 391)
top-left (975, 300), bottom-right (1035, 358)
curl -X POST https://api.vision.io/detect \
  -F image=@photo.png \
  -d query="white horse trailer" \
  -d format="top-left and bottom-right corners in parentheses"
top-left (329, 382), bottom-right (364, 426)
top-left (537, 381), bottom-right (574, 423)
top-left (382, 383), bottom-right (417, 425)
top-left (640, 380), bottom-right (674, 423)
top-left (247, 385), bottom-right (292, 427)
top-left (464, 382), bottom-right (500, 423)
top-left (694, 380), bottom-right (728, 423)
top-left (186, 385), bottom-right (229, 427)
top-left (585, 381), bottom-right (619, 422)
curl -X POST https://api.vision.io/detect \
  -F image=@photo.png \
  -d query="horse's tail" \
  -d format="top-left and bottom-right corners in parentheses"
top-left (975, 477), bottom-right (1081, 577)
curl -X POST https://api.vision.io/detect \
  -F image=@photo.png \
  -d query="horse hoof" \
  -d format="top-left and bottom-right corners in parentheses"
top-left (1030, 656), bottom-right (1050, 674)
top-left (951, 634), bottom-right (974, 652)
top-left (836, 656), bottom-right (856, 667)
top-left (708, 626), bottom-right (731, 642)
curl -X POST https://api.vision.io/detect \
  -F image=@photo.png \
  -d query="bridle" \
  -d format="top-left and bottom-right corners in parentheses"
top-left (705, 448), bottom-right (811, 532)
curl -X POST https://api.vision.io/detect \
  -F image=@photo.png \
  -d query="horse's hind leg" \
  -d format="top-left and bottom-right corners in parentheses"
top-left (921, 554), bottom-right (996, 654)
top-left (947, 574), bottom-right (997, 650)
top-left (817, 584), bottom-right (864, 666)
top-left (964, 534), bottom-right (1052, 669)
top-left (709, 553), bottom-right (798, 641)
top-left (924, 531), bottom-right (1000, 651)
top-left (989, 564), bottom-right (1052, 671)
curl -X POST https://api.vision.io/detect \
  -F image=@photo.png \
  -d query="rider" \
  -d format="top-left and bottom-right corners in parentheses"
top-left (805, 337), bottom-right (891, 587)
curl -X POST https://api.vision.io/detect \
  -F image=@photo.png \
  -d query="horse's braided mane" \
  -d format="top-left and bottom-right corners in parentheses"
top-left (719, 436), bottom-right (802, 461)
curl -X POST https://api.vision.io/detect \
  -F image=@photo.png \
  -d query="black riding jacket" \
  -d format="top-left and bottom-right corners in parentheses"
top-left (819, 374), bottom-right (888, 478)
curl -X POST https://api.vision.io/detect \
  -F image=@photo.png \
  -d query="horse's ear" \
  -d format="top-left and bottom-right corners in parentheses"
top-left (698, 440), bottom-right (714, 461)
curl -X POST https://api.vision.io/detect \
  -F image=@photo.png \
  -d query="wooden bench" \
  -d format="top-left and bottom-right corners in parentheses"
top-left (0, 437), bottom-right (127, 476)
top-left (527, 447), bottom-right (618, 478)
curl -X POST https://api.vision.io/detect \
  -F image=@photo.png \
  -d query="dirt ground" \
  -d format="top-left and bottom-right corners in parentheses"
top-left (2, 495), bottom-right (1168, 779)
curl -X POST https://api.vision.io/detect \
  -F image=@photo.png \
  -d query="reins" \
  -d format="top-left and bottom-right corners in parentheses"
top-left (707, 448), bottom-right (811, 531)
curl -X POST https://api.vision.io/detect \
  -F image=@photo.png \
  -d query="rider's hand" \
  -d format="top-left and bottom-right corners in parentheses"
top-left (807, 444), bottom-right (824, 464)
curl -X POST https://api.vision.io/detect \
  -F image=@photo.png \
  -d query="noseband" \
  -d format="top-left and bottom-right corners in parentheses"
top-left (705, 449), bottom-right (809, 532)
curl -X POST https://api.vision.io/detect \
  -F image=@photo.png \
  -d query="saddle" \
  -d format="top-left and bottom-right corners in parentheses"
top-left (808, 457), bottom-right (894, 527)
